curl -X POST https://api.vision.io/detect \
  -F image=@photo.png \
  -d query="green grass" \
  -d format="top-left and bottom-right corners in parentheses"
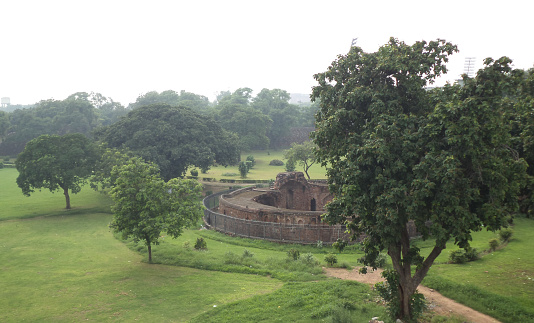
top-left (0, 170), bottom-right (282, 322)
top-left (190, 280), bottom-right (389, 323)
top-left (198, 150), bottom-right (327, 181)
top-left (415, 217), bottom-right (534, 323)
top-left (0, 168), bottom-right (112, 221)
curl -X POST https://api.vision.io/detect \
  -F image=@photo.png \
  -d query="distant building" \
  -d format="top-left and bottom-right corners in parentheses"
top-left (1, 97), bottom-right (10, 108)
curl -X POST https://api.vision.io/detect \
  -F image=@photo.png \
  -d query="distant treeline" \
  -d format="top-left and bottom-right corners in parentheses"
top-left (0, 88), bottom-right (319, 156)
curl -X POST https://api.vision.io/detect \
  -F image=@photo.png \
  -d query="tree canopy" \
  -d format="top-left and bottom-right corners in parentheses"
top-left (15, 133), bottom-right (98, 209)
top-left (284, 141), bottom-right (316, 179)
top-left (110, 158), bottom-right (203, 262)
top-left (95, 104), bottom-right (240, 180)
top-left (312, 38), bottom-right (527, 320)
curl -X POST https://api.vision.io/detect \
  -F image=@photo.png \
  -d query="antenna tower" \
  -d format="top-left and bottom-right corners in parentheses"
top-left (463, 57), bottom-right (476, 78)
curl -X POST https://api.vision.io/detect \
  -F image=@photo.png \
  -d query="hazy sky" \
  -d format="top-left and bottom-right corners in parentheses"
top-left (1, 0), bottom-right (532, 106)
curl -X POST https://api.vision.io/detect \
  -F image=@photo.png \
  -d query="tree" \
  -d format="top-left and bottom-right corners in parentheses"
top-left (284, 141), bottom-right (317, 179)
top-left (215, 88), bottom-right (272, 150)
top-left (109, 158), bottom-right (203, 262)
top-left (311, 38), bottom-right (526, 320)
top-left (16, 133), bottom-right (98, 209)
top-left (95, 104), bottom-right (240, 180)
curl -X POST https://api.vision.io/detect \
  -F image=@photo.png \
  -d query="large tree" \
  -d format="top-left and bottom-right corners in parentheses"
top-left (109, 158), bottom-right (203, 262)
top-left (95, 104), bottom-right (240, 180)
top-left (312, 38), bottom-right (526, 320)
top-left (16, 133), bottom-right (98, 209)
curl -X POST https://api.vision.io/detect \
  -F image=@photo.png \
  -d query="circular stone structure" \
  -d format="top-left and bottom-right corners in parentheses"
top-left (203, 172), bottom-right (350, 244)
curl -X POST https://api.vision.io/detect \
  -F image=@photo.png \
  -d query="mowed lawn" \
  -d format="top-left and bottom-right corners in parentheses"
top-left (0, 168), bottom-right (282, 322)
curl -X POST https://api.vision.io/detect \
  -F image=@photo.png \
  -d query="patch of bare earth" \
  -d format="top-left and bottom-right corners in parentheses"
top-left (324, 267), bottom-right (500, 323)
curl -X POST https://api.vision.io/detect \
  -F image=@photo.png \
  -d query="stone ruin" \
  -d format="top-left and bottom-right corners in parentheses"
top-left (204, 172), bottom-right (350, 244)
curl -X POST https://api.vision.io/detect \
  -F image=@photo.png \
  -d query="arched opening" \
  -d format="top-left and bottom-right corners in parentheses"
top-left (286, 189), bottom-right (294, 209)
top-left (310, 198), bottom-right (317, 211)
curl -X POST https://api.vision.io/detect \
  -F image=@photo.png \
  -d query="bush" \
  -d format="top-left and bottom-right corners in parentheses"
top-left (222, 172), bottom-right (239, 176)
top-left (465, 247), bottom-right (479, 261)
top-left (316, 240), bottom-right (324, 249)
top-left (246, 155), bottom-right (256, 168)
top-left (190, 169), bottom-right (199, 177)
top-left (301, 252), bottom-right (319, 266)
top-left (499, 227), bottom-right (513, 242)
top-left (285, 158), bottom-right (296, 172)
top-left (375, 253), bottom-right (388, 268)
top-left (287, 248), bottom-right (300, 261)
top-left (269, 159), bottom-right (284, 166)
top-left (194, 237), bottom-right (207, 250)
top-left (182, 240), bottom-right (191, 250)
top-left (489, 238), bottom-right (499, 251)
top-left (0, 162), bottom-right (3, 169)
top-left (324, 253), bottom-right (338, 266)
top-left (238, 161), bottom-right (249, 178)
top-left (242, 249), bottom-right (254, 258)
top-left (449, 249), bottom-right (467, 264)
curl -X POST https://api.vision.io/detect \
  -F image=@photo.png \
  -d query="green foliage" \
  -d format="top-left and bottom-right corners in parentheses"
top-left (0, 161), bottom-right (3, 169)
top-left (499, 228), bottom-right (514, 242)
top-left (183, 240), bottom-right (192, 250)
top-left (301, 252), bottom-right (319, 266)
top-left (194, 237), bottom-right (207, 250)
top-left (238, 161), bottom-right (249, 178)
top-left (190, 168), bottom-right (199, 177)
top-left (242, 249), bottom-right (254, 258)
top-left (332, 238), bottom-right (347, 253)
top-left (489, 238), bottom-right (499, 251)
top-left (15, 133), bottom-right (98, 209)
top-left (245, 155), bottom-right (255, 167)
top-left (284, 158), bottom-right (296, 172)
top-left (109, 158), bottom-right (203, 261)
top-left (287, 248), bottom-right (300, 260)
top-left (324, 253), bottom-right (338, 266)
top-left (95, 104), bottom-right (240, 180)
top-left (269, 159), bottom-right (284, 166)
top-left (448, 248), bottom-right (479, 264)
top-left (312, 37), bottom-right (527, 320)
top-left (284, 141), bottom-right (317, 179)
top-left (316, 240), bottom-right (324, 249)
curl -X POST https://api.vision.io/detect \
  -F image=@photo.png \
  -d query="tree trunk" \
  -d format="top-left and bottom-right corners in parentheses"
top-left (389, 225), bottom-right (446, 321)
top-left (147, 240), bottom-right (152, 263)
top-left (63, 187), bottom-right (71, 209)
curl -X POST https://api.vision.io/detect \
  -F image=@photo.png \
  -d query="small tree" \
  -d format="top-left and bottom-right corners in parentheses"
top-left (109, 158), bottom-right (203, 262)
top-left (284, 141), bottom-right (317, 179)
top-left (238, 161), bottom-right (249, 178)
top-left (16, 133), bottom-right (98, 209)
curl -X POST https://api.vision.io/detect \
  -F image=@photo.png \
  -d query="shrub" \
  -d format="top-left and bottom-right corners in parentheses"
top-left (285, 158), bottom-right (296, 172)
top-left (489, 238), bottom-right (499, 252)
top-left (242, 249), bottom-right (254, 258)
top-left (287, 248), bottom-right (300, 260)
top-left (269, 159), bottom-right (284, 166)
top-left (246, 155), bottom-right (256, 168)
top-left (324, 253), bottom-right (338, 266)
top-left (194, 237), bottom-right (207, 250)
top-left (316, 240), bottom-right (324, 249)
top-left (238, 161), bottom-right (249, 178)
top-left (499, 227), bottom-right (513, 242)
top-left (301, 252), bottom-right (319, 266)
top-left (465, 247), bottom-right (479, 261)
top-left (375, 253), bottom-right (388, 268)
top-left (449, 249), bottom-right (467, 264)
top-left (190, 169), bottom-right (199, 177)
top-left (182, 240), bottom-right (191, 250)
top-left (222, 172), bottom-right (239, 176)
top-left (0, 162), bottom-right (3, 169)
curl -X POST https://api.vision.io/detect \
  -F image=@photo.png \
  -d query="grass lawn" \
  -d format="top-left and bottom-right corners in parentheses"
top-left (196, 150), bottom-right (327, 181)
top-left (415, 217), bottom-right (534, 323)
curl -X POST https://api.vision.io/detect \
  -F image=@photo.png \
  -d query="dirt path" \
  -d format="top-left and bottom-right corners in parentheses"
top-left (324, 267), bottom-right (500, 323)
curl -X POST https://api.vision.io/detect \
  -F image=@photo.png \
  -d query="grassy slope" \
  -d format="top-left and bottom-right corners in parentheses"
top-left (415, 218), bottom-right (534, 323)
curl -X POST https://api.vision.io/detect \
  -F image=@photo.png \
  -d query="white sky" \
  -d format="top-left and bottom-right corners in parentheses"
top-left (1, 0), bottom-right (533, 106)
